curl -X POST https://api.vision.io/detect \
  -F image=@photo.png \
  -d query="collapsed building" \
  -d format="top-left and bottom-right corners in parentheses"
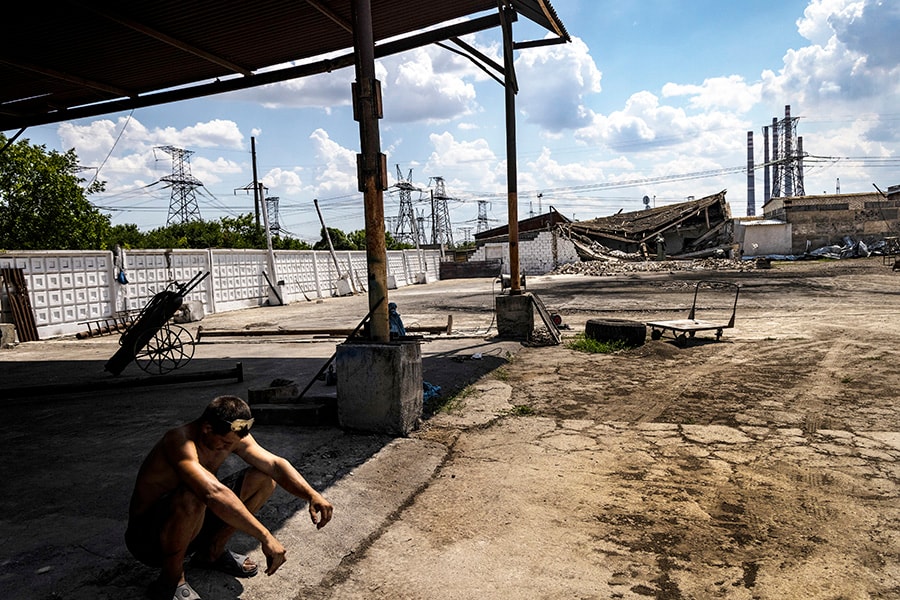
top-left (462, 191), bottom-right (734, 276)
top-left (458, 185), bottom-right (900, 278)
top-left (563, 190), bottom-right (733, 260)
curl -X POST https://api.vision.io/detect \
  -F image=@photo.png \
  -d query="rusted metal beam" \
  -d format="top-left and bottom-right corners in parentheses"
top-left (0, 363), bottom-right (243, 399)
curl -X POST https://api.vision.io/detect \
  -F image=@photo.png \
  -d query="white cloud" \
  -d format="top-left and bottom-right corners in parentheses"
top-left (423, 131), bottom-right (503, 192)
top-left (662, 75), bottom-right (761, 114)
top-left (381, 48), bottom-right (478, 124)
top-left (234, 69), bottom-right (354, 112)
top-left (575, 91), bottom-right (746, 157)
top-left (307, 128), bottom-right (358, 195)
top-left (763, 0), bottom-right (900, 113)
top-left (56, 116), bottom-right (245, 194)
top-left (262, 167), bottom-right (304, 197)
top-left (515, 36), bottom-right (602, 131)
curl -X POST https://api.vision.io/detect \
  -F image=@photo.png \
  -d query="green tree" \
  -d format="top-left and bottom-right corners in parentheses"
top-left (0, 135), bottom-right (109, 250)
top-left (107, 223), bottom-right (145, 249)
top-left (314, 227), bottom-right (414, 251)
top-left (219, 214), bottom-right (265, 249)
top-left (314, 227), bottom-right (355, 251)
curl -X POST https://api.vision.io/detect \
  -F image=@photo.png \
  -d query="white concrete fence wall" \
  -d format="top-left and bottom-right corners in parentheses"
top-left (0, 248), bottom-right (441, 340)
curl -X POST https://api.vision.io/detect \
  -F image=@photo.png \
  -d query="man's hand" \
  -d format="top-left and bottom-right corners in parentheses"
top-left (261, 535), bottom-right (287, 576)
top-left (309, 493), bottom-right (333, 529)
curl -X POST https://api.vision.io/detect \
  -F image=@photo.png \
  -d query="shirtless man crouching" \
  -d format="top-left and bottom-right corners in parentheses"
top-left (126, 395), bottom-right (333, 600)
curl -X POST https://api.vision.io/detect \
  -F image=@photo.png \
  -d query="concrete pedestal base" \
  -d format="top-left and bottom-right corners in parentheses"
top-left (495, 293), bottom-right (534, 340)
top-left (0, 323), bottom-right (16, 348)
top-left (335, 340), bottom-right (423, 435)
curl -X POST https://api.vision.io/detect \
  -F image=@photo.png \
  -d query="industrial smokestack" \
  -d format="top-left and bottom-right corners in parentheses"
top-left (784, 105), bottom-right (793, 197)
top-left (747, 131), bottom-right (756, 216)
top-left (763, 125), bottom-right (770, 204)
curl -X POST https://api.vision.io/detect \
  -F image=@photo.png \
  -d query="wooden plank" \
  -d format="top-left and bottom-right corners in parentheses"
top-left (530, 293), bottom-right (561, 345)
top-left (1, 268), bottom-right (39, 342)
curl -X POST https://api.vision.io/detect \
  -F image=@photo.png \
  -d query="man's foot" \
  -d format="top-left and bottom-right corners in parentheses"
top-left (189, 549), bottom-right (259, 578)
top-left (148, 580), bottom-right (201, 600)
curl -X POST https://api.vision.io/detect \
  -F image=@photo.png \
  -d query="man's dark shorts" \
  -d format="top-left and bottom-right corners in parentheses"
top-left (125, 469), bottom-right (247, 567)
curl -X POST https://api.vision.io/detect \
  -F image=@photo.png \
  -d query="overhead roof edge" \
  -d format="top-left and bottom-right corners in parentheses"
top-left (0, 0), bottom-right (570, 133)
top-left (512, 0), bottom-right (570, 41)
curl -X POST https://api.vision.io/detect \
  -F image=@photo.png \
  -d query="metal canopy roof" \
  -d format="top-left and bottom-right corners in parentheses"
top-left (0, 0), bottom-right (568, 132)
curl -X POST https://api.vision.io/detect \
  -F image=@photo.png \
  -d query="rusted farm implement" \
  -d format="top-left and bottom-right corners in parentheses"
top-left (105, 271), bottom-right (209, 375)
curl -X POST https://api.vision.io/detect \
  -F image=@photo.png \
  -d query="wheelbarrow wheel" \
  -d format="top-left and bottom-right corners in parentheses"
top-left (134, 324), bottom-right (195, 374)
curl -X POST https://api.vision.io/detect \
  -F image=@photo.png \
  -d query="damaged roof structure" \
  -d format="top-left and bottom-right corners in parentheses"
top-left (562, 191), bottom-right (733, 260)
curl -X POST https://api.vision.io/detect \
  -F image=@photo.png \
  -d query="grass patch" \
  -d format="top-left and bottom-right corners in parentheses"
top-left (565, 333), bottom-right (630, 354)
top-left (508, 404), bottom-right (535, 416)
top-left (493, 366), bottom-right (510, 381)
top-left (431, 386), bottom-right (475, 414)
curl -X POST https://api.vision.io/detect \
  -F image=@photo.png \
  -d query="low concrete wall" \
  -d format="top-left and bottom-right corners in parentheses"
top-left (439, 260), bottom-right (502, 279)
top-left (0, 248), bottom-right (441, 340)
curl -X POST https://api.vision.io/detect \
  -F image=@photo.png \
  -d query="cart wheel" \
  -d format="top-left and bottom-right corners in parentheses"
top-left (688, 331), bottom-right (696, 338)
top-left (650, 329), bottom-right (662, 340)
top-left (134, 324), bottom-right (195, 374)
top-left (676, 334), bottom-right (688, 347)
top-left (715, 329), bottom-right (723, 341)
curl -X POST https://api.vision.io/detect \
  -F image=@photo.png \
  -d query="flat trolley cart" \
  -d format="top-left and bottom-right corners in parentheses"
top-left (646, 280), bottom-right (741, 346)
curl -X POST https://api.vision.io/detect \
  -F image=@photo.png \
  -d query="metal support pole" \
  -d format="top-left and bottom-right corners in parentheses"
top-left (351, 0), bottom-right (389, 340)
top-left (259, 182), bottom-right (281, 305)
top-left (251, 137), bottom-right (261, 230)
top-left (500, 6), bottom-right (522, 295)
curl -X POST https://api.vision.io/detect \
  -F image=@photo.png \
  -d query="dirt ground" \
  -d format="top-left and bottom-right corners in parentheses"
top-left (307, 258), bottom-right (900, 600)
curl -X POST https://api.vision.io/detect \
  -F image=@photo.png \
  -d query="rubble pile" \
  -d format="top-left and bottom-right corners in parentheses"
top-left (551, 257), bottom-right (755, 276)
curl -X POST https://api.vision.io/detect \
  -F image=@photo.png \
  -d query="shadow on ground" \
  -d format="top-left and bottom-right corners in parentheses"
top-left (0, 337), bottom-right (516, 600)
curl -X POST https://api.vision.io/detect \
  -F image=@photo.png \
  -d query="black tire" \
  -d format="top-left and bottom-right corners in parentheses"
top-left (584, 318), bottom-right (646, 347)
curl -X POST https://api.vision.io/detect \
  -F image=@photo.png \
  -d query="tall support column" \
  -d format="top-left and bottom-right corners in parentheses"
top-left (784, 105), bottom-right (793, 197)
top-left (351, 0), bottom-right (389, 341)
top-left (746, 131), bottom-right (755, 217)
top-left (763, 125), bottom-right (770, 205)
top-left (500, 6), bottom-right (522, 295)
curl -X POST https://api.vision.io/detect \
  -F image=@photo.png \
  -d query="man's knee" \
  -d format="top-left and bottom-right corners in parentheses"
top-left (241, 468), bottom-right (276, 503)
top-left (168, 487), bottom-right (207, 533)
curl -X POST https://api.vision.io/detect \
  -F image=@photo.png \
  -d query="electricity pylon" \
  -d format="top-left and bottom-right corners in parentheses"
top-left (157, 145), bottom-right (203, 226)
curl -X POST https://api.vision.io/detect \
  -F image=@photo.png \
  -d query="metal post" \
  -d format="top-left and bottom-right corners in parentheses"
top-left (500, 6), bottom-right (522, 294)
top-left (251, 137), bottom-right (261, 230)
top-left (314, 198), bottom-right (342, 277)
top-left (763, 125), bottom-right (770, 204)
top-left (351, 0), bottom-right (389, 340)
top-left (259, 182), bottom-right (281, 305)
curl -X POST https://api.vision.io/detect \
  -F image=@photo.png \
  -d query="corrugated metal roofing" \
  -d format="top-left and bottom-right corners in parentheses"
top-left (0, 0), bottom-right (568, 132)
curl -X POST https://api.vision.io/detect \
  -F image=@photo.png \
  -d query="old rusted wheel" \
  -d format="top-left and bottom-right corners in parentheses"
top-left (134, 324), bottom-right (194, 374)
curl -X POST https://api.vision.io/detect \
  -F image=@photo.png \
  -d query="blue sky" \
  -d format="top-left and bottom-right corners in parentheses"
top-left (12, 0), bottom-right (900, 244)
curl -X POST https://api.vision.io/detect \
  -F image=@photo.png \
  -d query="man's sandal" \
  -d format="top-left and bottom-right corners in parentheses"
top-left (190, 549), bottom-right (259, 578)
top-left (148, 580), bottom-right (201, 600)
top-left (172, 582), bottom-right (201, 600)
